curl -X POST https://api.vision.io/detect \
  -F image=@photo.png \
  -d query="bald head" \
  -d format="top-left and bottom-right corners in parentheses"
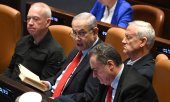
top-left (72, 12), bottom-right (97, 30)
top-left (30, 2), bottom-right (51, 18)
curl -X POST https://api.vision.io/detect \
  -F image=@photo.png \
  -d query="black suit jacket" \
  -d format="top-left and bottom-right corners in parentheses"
top-left (55, 96), bottom-right (75, 102)
top-left (124, 53), bottom-right (155, 82)
top-left (92, 66), bottom-right (158, 102)
top-left (47, 39), bottom-right (102, 102)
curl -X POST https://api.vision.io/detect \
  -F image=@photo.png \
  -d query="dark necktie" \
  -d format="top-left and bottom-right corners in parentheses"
top-left (52, 51), bottom-right (82, 98)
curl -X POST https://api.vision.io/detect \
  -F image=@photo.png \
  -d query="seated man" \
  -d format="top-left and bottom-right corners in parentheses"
top-left (122, 20), bottom-right (155, 82)
top-left (42, 12), bottom-right (102, 102)
top-left (90, 0), bottom-right (133, 28)
top-left (89, 43), bottom-right (158, 102)
top-left (3, 2), bottom-right (65, 80)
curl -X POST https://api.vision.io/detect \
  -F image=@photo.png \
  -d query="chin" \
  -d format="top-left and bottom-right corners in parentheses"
top-left (123, 49), bottom-right (128, 53)
top-left (77, 46), bottom-right (85, 51)
top-left (28, 32), bottom-right (36, 36)
top-left (100, 80), bottom-right (107, 85)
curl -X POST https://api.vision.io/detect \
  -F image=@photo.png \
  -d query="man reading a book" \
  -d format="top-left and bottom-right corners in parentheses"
top-left (42, 12), bottom-right (102, 102)
top-left (3, 2), bottom-right (65, 80)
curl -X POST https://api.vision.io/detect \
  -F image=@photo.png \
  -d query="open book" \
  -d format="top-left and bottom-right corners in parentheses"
top-left (18, 64), bottom-right (48, 92)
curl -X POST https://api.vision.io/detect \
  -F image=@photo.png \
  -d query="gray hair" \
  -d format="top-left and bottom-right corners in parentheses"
top-left (31, 2), bottom-right (52, 18)
top-left (72, 12), bottom-right (97, 30)
top-left (129, 20), bottom-right (155, 49)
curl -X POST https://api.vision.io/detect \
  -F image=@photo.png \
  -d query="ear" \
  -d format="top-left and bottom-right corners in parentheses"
top-left (92, 27), bottom-right (99, 36)
top-left (140, 37), bottom-right (147, 47)
top-left (107, 60), bottom-right (115, 72)
top-left (46, 18), bottom-right (51, 27)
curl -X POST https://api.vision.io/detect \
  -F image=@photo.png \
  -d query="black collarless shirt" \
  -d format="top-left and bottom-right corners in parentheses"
top-left (4, 31), bottom-right (66, 81)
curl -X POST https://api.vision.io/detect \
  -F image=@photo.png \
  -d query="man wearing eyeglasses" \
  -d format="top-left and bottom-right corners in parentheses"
top-left (3, 2), bottom-right (65, 80)
top-left (42, 12), bottom-right (103, 102)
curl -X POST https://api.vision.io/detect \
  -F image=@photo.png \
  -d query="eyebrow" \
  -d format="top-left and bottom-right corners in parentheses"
top-left (73, 29), bottom-right (86, 32)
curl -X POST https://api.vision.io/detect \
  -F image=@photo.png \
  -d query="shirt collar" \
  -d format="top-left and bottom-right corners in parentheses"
top-left (111, 64), bottom-right (124, 89)
top-left (106, 0), bottom-right (118, 13)
top-left (126, 57), bottom-right (142, 66)
top-left (102, 1), bottom-right (117, 24)
top-left (29, 30), bottom-right (52, 48)
top-left (82, 37), bottom-right (99, 56)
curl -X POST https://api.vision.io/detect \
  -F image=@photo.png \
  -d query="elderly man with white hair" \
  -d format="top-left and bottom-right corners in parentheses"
top-left (122, 20), bottom-right (155, 82)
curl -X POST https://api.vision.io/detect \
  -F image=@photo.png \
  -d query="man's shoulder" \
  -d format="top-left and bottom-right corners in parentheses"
top-left (135, 54), bottom-right (155, 67)
top-left (40, 34), bottom-right (64, 53)
top-left (122, 67), bottom-right (151, 86)
top-left (46, 39), bottom-right (64, 54)
top-left (16, 35), bottom-right (32, 46)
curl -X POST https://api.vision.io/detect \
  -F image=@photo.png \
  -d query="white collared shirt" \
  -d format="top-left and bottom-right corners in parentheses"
top-left (101, 1), bottom-right (117, 24)
top-left (126, 57), bottom-right (142, 66)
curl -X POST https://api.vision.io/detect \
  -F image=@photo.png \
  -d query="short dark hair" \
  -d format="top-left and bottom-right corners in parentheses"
top-left (89, 43), bottom-right (122, 66)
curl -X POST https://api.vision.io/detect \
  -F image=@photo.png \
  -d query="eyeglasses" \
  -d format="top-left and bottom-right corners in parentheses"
top-left (26, 16), bottom-right (41, 23)
top-left (70, 28), bottom-right (93, 38)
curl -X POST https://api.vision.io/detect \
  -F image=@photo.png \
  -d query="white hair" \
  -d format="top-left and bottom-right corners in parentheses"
top-left (129, 20), bottom-right (155, 49)
top-left (31, 2), bottom-right (52, 18)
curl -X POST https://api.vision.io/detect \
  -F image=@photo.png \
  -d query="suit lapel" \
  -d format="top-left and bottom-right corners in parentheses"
top-left (111, 0), bottom-right (122, 24)
top-left (64, 39), bottom-right (103, 90)
top-left (113, 66), bottom-right (129, 102)
top-left (133, 53), bottom-right (153, 70)
top-left (64, 54), bottom-right (90, 88)
top-left (53, 49), bottom-right (78, 83)
top-left (99, 5), bottom-right (105, 20)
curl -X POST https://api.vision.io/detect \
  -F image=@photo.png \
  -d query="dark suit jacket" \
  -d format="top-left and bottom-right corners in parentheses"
top-left (47, 39), bottom-right (102, 102)
top-left (90, 0), bottom-right (133, 28)
top-left (55, 96), bottom-right (75, 102)
top-left (124, 53), bottom-right (155, 82)
top-left (92, 66), bottom-right (158, 102)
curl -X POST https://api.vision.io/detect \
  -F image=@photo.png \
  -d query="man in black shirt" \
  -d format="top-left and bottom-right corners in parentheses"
top-left (3, 2), bottom-right (65, 80)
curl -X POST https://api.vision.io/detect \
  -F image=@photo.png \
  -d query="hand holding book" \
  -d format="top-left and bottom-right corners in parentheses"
top-left (18, 64), bottom-right (48, 92)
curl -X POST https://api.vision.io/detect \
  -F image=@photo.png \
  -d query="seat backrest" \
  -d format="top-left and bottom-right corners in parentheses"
top-left (152, 57), bottom-right (170, 102)
top-left (155, 53), bottom-right (169, 63)
top-left (132, 5), bottom-right (164, 37)
top-left (105, 27), bottom-right (128, 61)
top-left (49, 25), bottom-right (74, 56)
top-left (0, 4), bottom-right (21, 73)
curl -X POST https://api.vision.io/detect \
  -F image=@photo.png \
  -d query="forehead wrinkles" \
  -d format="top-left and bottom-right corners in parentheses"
top-left (28, 6), bottom-right (45, 17)
top-left (72, 20), bottom-right (90, 29)
top-left (126, 26), bottom-right (137, 36)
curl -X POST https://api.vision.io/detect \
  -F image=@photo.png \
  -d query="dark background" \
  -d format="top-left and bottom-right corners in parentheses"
top-left (27, 0), bottom-right (96, 14)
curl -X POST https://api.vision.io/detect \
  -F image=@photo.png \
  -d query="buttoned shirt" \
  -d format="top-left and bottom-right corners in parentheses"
top-left (4, 31), bottom-right (65, 80)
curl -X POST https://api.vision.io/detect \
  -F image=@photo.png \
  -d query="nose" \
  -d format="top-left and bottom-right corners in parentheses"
top-left (27, 19), bottom-right (34, 25)
top-left (122, 37), bottom-right (126, 44)
top-left (74, 35), bottom-right (81, 41)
